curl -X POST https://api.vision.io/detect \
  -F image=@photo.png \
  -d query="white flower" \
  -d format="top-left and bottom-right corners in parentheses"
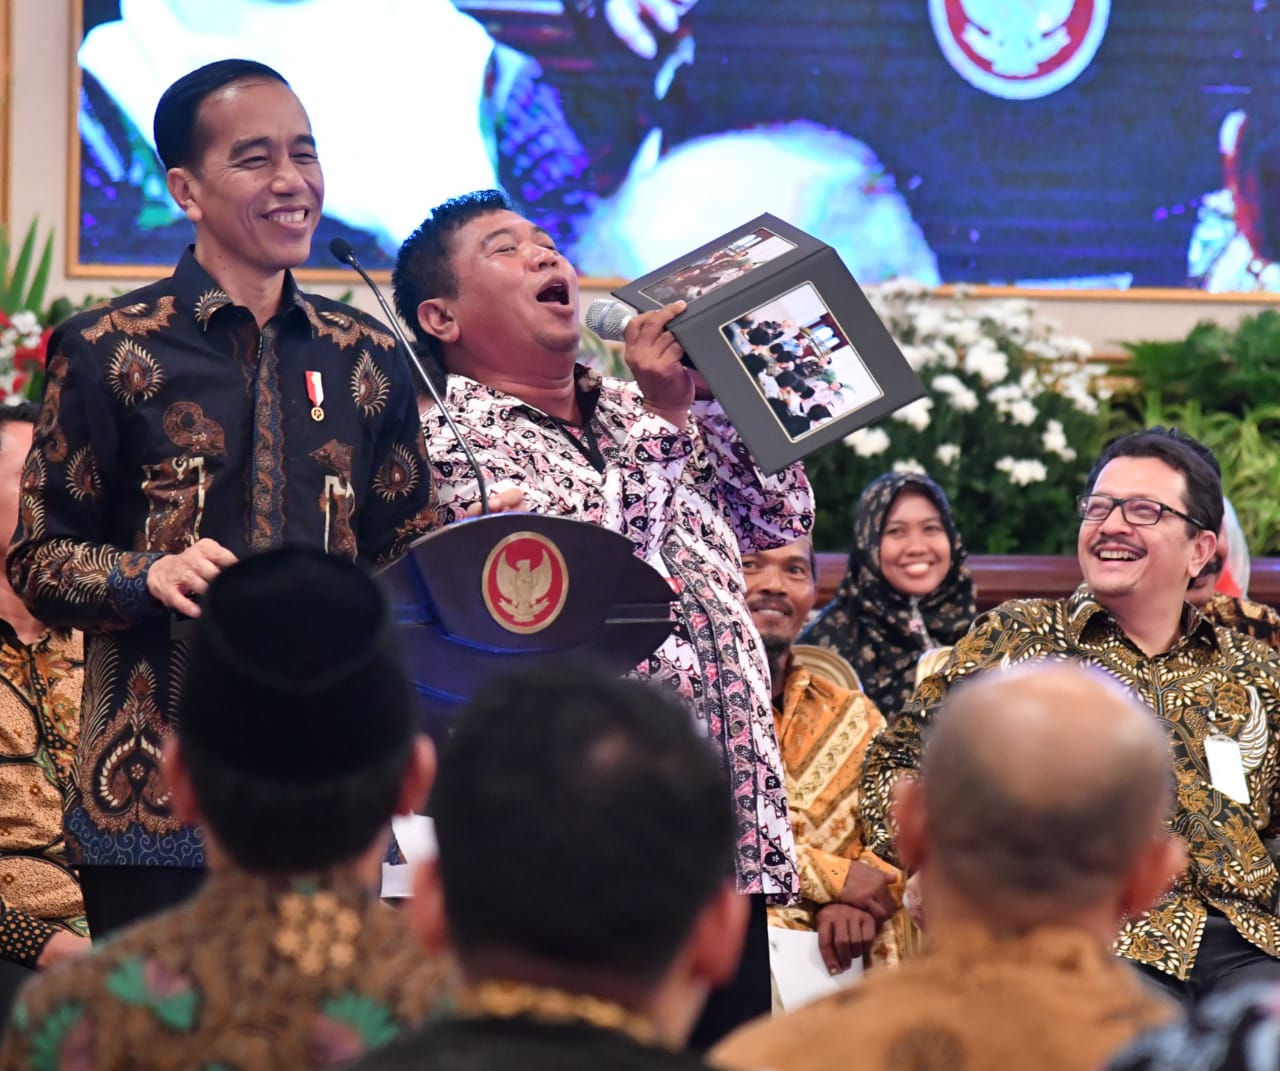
top-left (1041, 419), bottom-right (1078, 462)
top-left (9, 310), bottom-right (38, 336)
top-left (900, 344), bottom-right (937, 371)
top-left (893, 458), bottom-right (927, 476)
top-left (964, 337), bottom-right (1010, 385)
top-left (935, 443), bottom-right (961, 465)
top-left (844, 426), bottom-right (890, 457)
top-left (996, 456), bottom-right (1048, 486)
top-left (928, 373), bottom-right (980, 413)
top-left (1007, 399), bottom-right (1039, 426)
top-left (945, 318), bottom-right (982, 348)
top-left (931, 340), bottom-right (959, 369)
top-left (1063, 383), bottom-right (1101, 416)
top-left (910, 306), bottom-right (946, 338)
top-left (890, 396), bottom-right (934, 432)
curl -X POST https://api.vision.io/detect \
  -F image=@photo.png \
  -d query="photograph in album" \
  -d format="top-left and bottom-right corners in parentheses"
top-left (613, 213), bottom-right (924, 475)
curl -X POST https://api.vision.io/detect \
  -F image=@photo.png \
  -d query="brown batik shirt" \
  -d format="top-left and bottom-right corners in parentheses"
top-left (6, 249), bottom-right (438, 869)
top-left (0, 625), bottom-right (85, 966)
top-left (0, 869), bottom-right (448, 1070)
top-left (860, 585), bottom-right (1280, 981)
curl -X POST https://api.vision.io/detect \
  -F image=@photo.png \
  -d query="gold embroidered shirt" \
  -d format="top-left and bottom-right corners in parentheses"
top-left (0, 868), bottom-right (448, 1071)
top-left (767, 663), bottom-right (904, 965)
top-left (0, 625), bottom-right (85, 967)
top-left (712, 923), bottom-right (1175, 1071)
top-left (860, 585), bottom-right (1280, 981)
top-left (1202, 591), bottom-right (1280, 655)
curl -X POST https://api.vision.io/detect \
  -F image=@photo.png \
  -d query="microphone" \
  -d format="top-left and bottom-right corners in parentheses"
top-left (329, 237), bottom-right (489, 515)
top-left (584, 298), bottom-right (636, 342)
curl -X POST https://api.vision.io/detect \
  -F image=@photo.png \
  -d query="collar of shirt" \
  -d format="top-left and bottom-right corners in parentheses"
top-left (1065, 583), bottom-right (1220, 655)
top-left (171, 247), bottom-right (313, 337)
top-left (444, 363), bottom-right (605, 426)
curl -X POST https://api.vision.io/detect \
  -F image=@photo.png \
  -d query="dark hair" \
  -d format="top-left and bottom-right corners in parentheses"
top-left (0, 402), bottom-right (39, 436)
top-left (1085, 427), bottom-right (1223, 535)
top-left (392, 189), bottom-right (513, 364)
top-left (153, 59), bottom-right (289, 172)
top-left (431, 660), bottom-right (734, 987)
top-left (182, 735), bottom-right (414, 873)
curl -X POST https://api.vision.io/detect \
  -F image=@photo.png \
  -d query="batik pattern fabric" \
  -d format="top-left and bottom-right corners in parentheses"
top-left (712, 923), bottom-right (1176, 1071)
top-left (424, 368), bottom-right (814, 897)
top-left (6, 250), bottom-right (438, 869)
top-left (860, 585), bottom-right (1280, 981)
top-left (801, 471), bottom-right (976, 718)
top-left (0, 626), bottom-right (86, 966)
top-left (767, 662), bottom-right (905, 966)
top-left (1203, 592), bottom-right (1280, 656)
top-left (0, 869), bottom-right (447, 1071)
top-left (1106, 979), bottom-right (1280, 1071)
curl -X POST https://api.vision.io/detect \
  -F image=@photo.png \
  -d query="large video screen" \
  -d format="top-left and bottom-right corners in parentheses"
top-left (73, 0), bottom-right (1280, 293)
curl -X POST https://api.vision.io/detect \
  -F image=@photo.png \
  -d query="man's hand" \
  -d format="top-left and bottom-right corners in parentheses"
top-left (815, 903), bottom-right (877, 974)
top-left (37, 930), bottom-right (90, 970)
top-left (838, 859), bottom-right (896, 924)
top-left (603, 0), bottom-right (698, 59)
top-left (146, 538), bottom-right (238, 618)
top-left (625, 302), bottom-right (692, 428)
top-left (465, 485), bottom-right (526, 517)
top-left (904, 871), bottom-right (926, 931)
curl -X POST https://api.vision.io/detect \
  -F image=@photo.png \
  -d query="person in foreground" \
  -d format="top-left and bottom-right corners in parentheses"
top-left (393, 188), bottom-right (814, 1037)
top-left (802, 471), bottom-right (976, 719)
top-left (349, 661), bottom-right (747, 1071)
top-left (741, 537), bottom-right (903, 974)
top-left (0, 404), bottom-right (89, 1018)
top-left (6, 58), bottom-right (438, 936)
top-left (713, 662), bottom-right (1182, 1071)
top-left (861, 427), bottom-right (1280, 1001)
top-left (0, 547), bottom-right (445, 1070)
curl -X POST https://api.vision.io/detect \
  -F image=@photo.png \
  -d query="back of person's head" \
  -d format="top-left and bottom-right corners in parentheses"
top-left (1086, 427), bottom-right (1223, 535)
top-left (430, 660), bottom-right (735, 990)
top-left (393, 189), bottom-right (513, 357)
top-left (154, 58), bottom-right (289, 172)
top-left (905, 662), bottom-right (1178, 925)
top-left (177, 546), bottom-right (417, 873)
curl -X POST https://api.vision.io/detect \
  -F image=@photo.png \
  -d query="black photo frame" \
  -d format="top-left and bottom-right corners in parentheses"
top-left (613, 214), bottom-right (924, 475)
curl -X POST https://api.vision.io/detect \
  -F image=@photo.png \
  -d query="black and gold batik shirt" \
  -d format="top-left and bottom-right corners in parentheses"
top-left (7, 249), bottom-right (437, 869)
top-left (1202, 591), bottom-right (1280, 656)
top-left (860, 585), bottom-right (1280, 981)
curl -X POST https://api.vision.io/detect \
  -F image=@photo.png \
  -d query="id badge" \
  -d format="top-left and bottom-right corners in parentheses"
top-left (1205, 733), bottom-right (1251, 806)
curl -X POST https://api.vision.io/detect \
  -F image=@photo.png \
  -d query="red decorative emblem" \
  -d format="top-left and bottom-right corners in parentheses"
top-left (929, 0), bottom-right (1110, 100)
top-left (481, 532), bottom-right (569, 635)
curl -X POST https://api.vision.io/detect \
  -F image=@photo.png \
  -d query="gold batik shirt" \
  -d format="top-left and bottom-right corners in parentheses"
top-left (768, 663), bottom-right (904, 965)
top-left (0, 868), bottom-right (448, 1071)
top-left (1202, 591), bottom-right (1280, 655)
top-left (0, 625), bottom-right (85, 966)
top-left (860, 585), bottom-right (1280, 981)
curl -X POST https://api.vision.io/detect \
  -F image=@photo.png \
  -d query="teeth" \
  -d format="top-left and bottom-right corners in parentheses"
top-left (269, 209), bottom-right (306, 223)
top-left (1099, 550), bottom-right (1139, 561)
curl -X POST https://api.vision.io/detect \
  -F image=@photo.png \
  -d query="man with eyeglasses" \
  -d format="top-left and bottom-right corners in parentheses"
top-left (861, 427), bottom-right (1280, 1003)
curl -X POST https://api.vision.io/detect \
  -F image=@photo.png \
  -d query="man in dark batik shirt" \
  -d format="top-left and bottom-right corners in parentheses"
top-left (6, 59), bottom-right (437, 938)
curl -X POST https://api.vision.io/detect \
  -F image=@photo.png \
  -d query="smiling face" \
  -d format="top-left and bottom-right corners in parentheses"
top-left (172, 78), bottom-right (323, 290)
top-left (424, 209), bottom-right (580, 370)
top-left (743, 539), bottom-right (817, 660)
top-left (1078, 455), bottom-right (1216, 608)
top-left (878, 490), bottom-right (952, 598)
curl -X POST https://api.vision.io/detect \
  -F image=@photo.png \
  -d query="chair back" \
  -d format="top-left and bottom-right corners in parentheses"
top-left (791, 644), bottom-right (862, 692)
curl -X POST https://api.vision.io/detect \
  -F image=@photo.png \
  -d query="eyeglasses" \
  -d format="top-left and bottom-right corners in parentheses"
top-left (1076, 494), bottom-right (1207, 530)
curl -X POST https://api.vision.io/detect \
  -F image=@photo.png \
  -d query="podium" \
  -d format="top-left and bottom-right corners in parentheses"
top-left (377, 513), bottom-right (677, 736)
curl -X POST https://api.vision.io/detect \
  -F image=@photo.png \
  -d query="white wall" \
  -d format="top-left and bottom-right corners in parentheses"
top-left (9, 0), bottom-right (1279, 353)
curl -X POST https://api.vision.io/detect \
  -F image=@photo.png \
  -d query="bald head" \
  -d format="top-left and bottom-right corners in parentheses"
top-left (921, 662), bottom-right (1174, 919)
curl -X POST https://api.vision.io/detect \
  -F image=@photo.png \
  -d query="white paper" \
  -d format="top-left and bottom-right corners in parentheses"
top-left (1206, 734), bottom-right (1251, 806)
top-left (381, 862), bottom-right (415, 899)
top-left (391, 813), bottom-right (438, 866)
top-left (767, 925), bottom-right (862, 1010)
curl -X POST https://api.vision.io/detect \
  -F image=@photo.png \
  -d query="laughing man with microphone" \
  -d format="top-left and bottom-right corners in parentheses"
top-left (392, 189), bottom-right (814, 1043)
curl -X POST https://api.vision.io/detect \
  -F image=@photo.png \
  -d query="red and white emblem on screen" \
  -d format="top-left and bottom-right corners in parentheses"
top-left (481, 532), bottom-right (569, 635)
top-left (929, 0), bottom-right (1110, 100)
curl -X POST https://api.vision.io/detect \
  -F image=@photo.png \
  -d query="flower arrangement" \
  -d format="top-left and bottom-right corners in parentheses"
top-left (805, 281), bottom-right (1113, 554)
top-left (0, 221), bottom-right (68, 406)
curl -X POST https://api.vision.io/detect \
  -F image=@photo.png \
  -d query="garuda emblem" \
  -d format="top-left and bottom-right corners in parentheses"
top-left (482, 532), bottom-right (569, 635)
top-left (929, 0), bottom-right (1109, 100)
